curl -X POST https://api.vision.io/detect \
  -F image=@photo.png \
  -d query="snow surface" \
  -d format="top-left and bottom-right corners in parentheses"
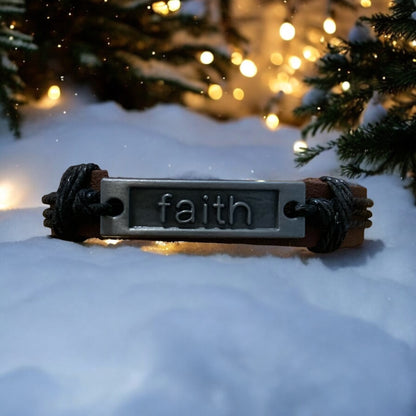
top-left (1, 90), bottom-right (416, 416)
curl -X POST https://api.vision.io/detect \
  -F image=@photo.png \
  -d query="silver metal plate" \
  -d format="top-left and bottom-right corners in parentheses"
top-left (100, 178), bottom-right (305, 240)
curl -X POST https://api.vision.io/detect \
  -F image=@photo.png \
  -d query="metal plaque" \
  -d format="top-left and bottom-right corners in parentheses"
top-left (100, 178), bottom-right (305, 240)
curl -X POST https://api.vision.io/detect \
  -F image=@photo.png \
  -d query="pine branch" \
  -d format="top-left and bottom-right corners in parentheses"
top-left (0, 0), bottom-right (36, 137)
top-left (295, 141), bottom-right (337, 166)
top-left (21, 0), bottom-right (242, 113)
top-left (335, 115), bottom-right (416, 178)
top-left (296, 0), bottom-right (416, 200)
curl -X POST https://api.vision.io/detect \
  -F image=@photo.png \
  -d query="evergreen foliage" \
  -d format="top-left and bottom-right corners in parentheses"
top-left (295, 0), bottom-right (416, 198)
top-left (20, 0), bottom-right (242, 111)
top-left (0, 0), bottom-right (36, 137)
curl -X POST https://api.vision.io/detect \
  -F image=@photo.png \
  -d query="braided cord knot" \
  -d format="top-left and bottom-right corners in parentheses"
top-left (292, 176), bottom-right (354, 253)
top-left (42, 163), bottom-right (112, 241)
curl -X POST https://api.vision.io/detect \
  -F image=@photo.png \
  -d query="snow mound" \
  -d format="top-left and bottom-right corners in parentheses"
top-left (0, 91), bottom-right (415, 415)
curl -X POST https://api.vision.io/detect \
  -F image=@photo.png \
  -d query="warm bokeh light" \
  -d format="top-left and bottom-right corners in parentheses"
top-left (208, 84), bottom-right (223, 100)
top-left (303, 46), bottom-right (320, 62)
top-left (141, 241), bottom-right (179, 255)
top-left (360, 0), bottom-right (372, 7)
top-left (288, 56), bottom-right (302, 70)
top-left (270, 52), bottom-right (283, 66)
top-left (277, 72), bottom-right (290, 83)
top-left (199, 50), bottom-right (214, 64)
top-left (279, 22), bottom-right (295, 41)
top-left (152, 1), bottom-right (169, 15)
top-left (269, 79), bottom-right (280, 93)
top-left (0, 184), bottom-right (13, 210)
top-left (323, 17), bottom-right (336, 35)
top-left (239, 59), bottom-right (258, 78)
top-left (47, 85), bottom-right (61, 101)
top-left (231, 51), bottom-right (243, 66)
top-left (104, 239), bottom-right (122, 245)
top-left (167, 0), bottom-right (181, 12)
top-left (341, 81), bottom-right (351, 91)
top-left (264, 113), bottom-right (280, 130)
top-left (233, 88), bottom-right (245, 100)
top-left (293, 140), bottom-right (308, 153)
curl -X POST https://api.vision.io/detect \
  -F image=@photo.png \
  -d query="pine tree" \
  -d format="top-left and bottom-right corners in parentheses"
top-left (295, 0), bottom-right (416, 198)
top-left (20, 0), bottom-right (243, 111)
top-left (0, 0), bottom-right (36, 137)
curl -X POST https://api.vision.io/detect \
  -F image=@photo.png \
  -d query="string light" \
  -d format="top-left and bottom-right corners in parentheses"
top-left (239, 59), bottom-right (258, 78)
top-left (0, 184), bottom-right (13, 210)
top-left (303, 46), bottom-right (320, 62)
top-left (288, 56), bottom-right (302, 70)
top-left (231, 51), bottom-right (243, 66)
top-left (264, 113), bottom-right (280, 130)
top-left (360, 0), bottom-right (372, 7)
top-left (167, 0), bottom-right (181, 12)
top-left (279, 21), bottom-right (295, 41)
top-left (199, 51), bottom-right (214, 65)
top-left (208, 84), bottom-right (223, 100)
top-left (341, 81), bottom-right (351, 91)
top-left (280, 83), bottom-right (293, 94)
top-left (152, 1), bottom-right (169, 15)
top-left (270, 52), bottom-right (283, 66)
top-left (323, 17), bottom-right (336, 35)
top-left (293, 140), bottom-right (308, 153)
top-left (47, 85), bottom-right (61, 101)
top-left (233, 88), bottom-right (245, 100)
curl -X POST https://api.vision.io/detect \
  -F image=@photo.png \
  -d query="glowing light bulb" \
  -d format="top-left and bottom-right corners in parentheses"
top-left (288, 56), bottom-right (302, 70)
top-left (208, 84), bottom-right (223, 100)
top-left (47, 85), bottom-right (61, 101)
top-left (360, 0), bottom-right (371, 7)
top-left (279, 22), bottom-right (295, 41)
top-left (167, 0), bottom-right (181, 12)
top-left (231, 51), bottom-right (243, 65)
top-left (233, 88), bottom-right (244, 101)
top-left (0, 184), bottom-right (12, 210)
top-left (293, 140), bottom-right (308, 153)
top-left (341, 81), bottom-right (351, 91)
top-left (264, 114), bottom-right (280, 130)
top-left (303, 46), bottom-right (320, 62)
top-left (323, 17), bottom-right (336, 35)
top-left (270, 52), bottom-right (283, 66)
top-left (239, 59), bottom-right (257, 78)
top-left (152, 1), bottom-right (169, 15)
top-left (199, 51), bottom-right (214, 65)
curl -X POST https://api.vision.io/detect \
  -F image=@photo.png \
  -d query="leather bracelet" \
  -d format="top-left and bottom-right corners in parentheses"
top-left (42, 163), bottom-right (373, 252)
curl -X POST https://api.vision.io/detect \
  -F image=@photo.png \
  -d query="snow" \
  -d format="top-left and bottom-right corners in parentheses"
top-left (1, 90), bottom-right (416, 416)
top-left (348, 22), bottom-right (375, 44)
top-left (361, 99), bottom-right (387, 126)
top-left (301, 87), bottom-right (326, 106)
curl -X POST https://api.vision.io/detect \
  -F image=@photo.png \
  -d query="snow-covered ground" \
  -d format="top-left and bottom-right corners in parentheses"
top-left (0, 91), bottom-right (415, 416)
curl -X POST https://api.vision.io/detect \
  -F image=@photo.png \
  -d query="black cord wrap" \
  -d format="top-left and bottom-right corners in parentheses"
top-left (42, 163), bottom-right (112, 241)
top-left (290, 176), bottom-right (354, 253)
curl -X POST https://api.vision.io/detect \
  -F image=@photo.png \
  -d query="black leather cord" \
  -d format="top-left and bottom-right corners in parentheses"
top-left (290, 176), bottom-right (354, 253)
top-left (42, 163), bottom-right (112, 241)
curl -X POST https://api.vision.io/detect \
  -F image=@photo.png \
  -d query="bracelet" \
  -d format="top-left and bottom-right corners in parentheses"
top-left (42, 163), bottom-right (373, 253)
